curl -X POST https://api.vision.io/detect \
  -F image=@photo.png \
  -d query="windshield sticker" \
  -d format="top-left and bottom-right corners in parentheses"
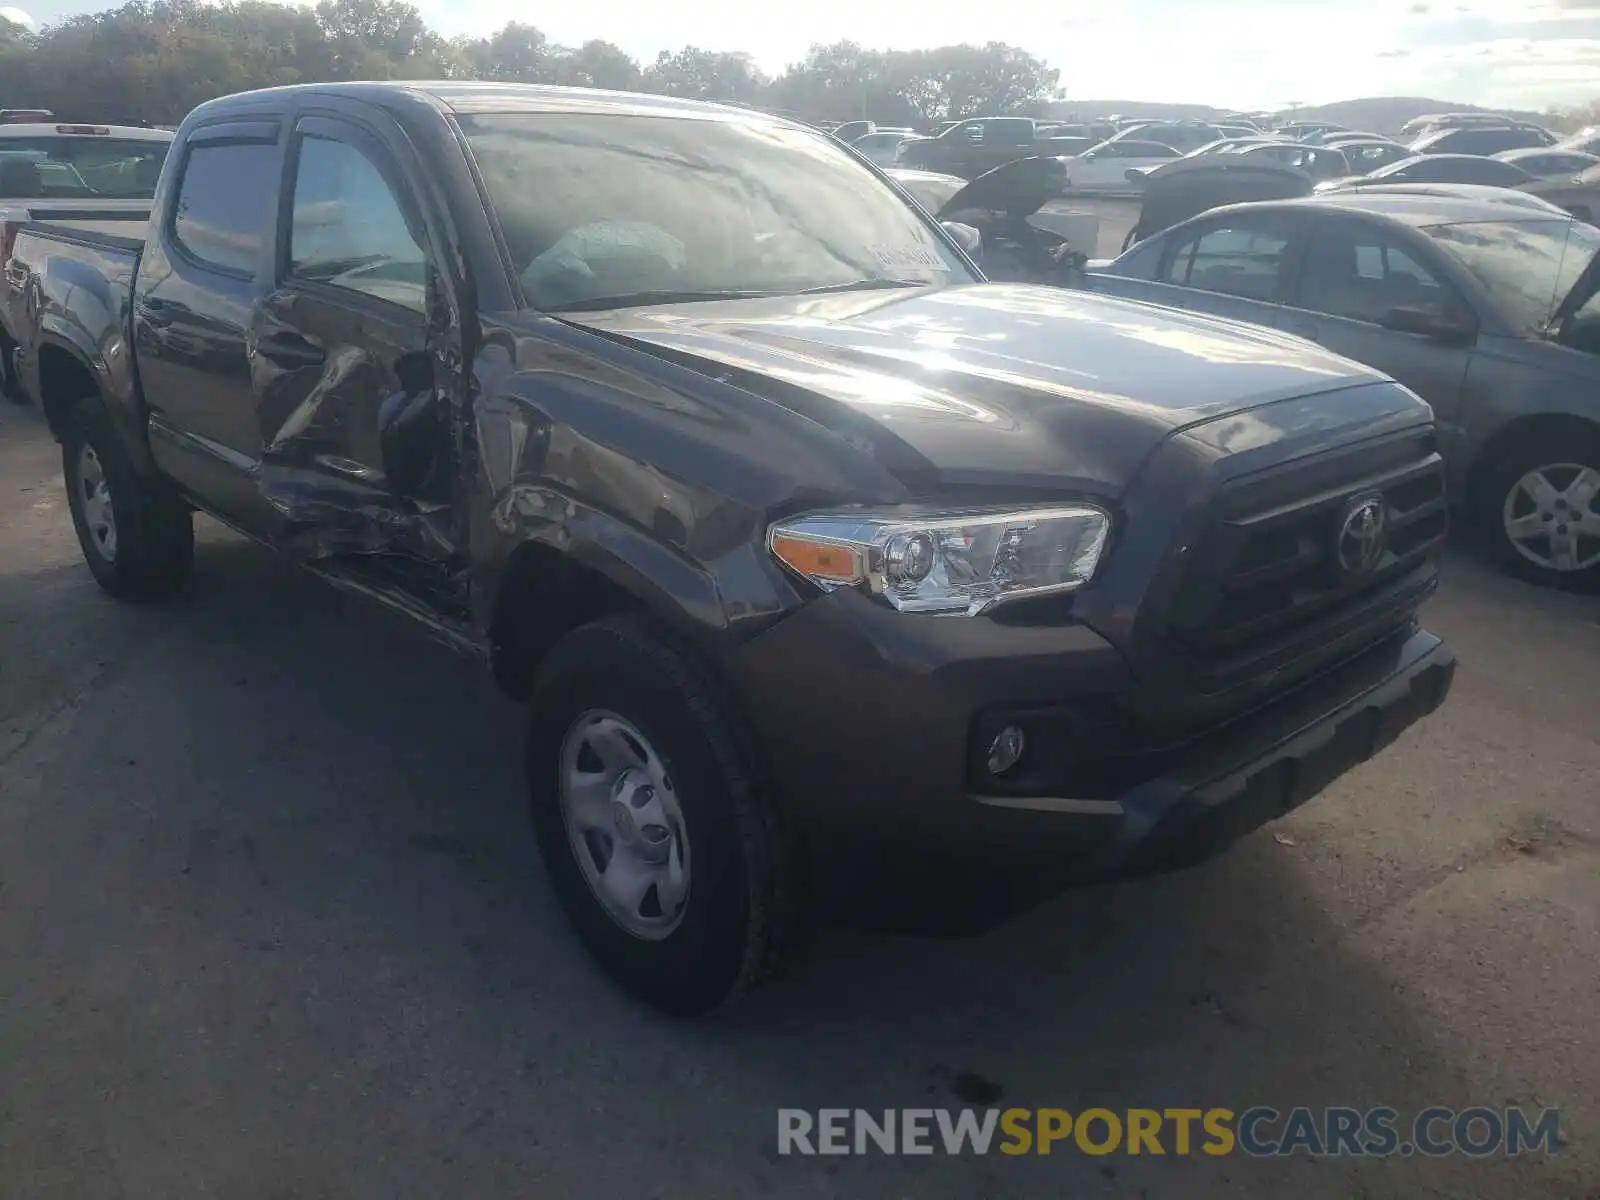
top-left (869, 243), bottom-right (949, 271)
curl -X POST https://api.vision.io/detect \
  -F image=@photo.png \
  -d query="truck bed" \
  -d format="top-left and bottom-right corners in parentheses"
top-left (25, 218), bottom-right (145, 253)
top-left (0, 197), bottom-right (150, 242)
top-left (8, 221), bottom-right (143, 412)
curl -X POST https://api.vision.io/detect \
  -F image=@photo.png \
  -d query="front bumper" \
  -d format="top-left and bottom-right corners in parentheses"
top-left (727, 589), bottom-right (1455, 880)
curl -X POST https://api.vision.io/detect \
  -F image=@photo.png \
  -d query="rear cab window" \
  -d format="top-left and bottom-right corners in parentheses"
top-left (0, 132), bottom-right (169, 199)
top-left (983, 119), bottom-right (1036, 146)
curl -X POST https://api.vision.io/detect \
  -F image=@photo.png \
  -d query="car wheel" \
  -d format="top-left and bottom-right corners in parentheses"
top-left (1475, 428), bottom-right (1600, 591)
top-left (63, 396), bottom-right (194, 600)
top-left (525, 614), bottom-right (803, 1014)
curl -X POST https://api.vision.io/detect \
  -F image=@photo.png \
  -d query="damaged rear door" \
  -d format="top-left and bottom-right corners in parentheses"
top-left (248, 109), bottom-right (465, 618)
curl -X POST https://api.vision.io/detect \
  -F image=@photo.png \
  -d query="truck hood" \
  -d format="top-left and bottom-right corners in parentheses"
top-left (561, 283), bottom-right (1393, 495)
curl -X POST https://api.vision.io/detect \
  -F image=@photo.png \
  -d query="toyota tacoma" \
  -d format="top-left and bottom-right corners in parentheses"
top-left (10, 82), bottom-right (1455, 1013)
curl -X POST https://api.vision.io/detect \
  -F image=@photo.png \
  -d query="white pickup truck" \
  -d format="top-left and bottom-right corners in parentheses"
top-left (0, 119), bottom-right (171, 399)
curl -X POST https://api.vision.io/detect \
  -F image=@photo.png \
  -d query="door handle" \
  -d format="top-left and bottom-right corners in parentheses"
top-left (254, 330), bottom-right (325, 368)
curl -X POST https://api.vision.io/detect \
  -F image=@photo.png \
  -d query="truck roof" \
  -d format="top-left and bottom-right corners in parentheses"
top-left (1216, 190), bottom-right (1578, 229)
top-left (0, 124), bottom-right (174, 141)
top-left (185, 80), bottom-right (789, 127)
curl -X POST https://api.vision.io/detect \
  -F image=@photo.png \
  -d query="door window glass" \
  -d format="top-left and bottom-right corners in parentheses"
top-left (289, 133), bottom-right (428, 312)
top-left (1162, 220), bottom-right (1291, 301)
top-left (1301, 222), bottom-right (1452, 324)
top-left (172, 141), bottom-right (279, 275)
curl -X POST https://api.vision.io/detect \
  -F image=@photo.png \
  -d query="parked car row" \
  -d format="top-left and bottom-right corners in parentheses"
top-left (1089, 190), bottom-right (1600, 588)
top-left (879, 139), bottom-right (1600, 592)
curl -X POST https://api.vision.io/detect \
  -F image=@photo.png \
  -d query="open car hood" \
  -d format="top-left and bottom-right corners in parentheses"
top-left (1124, 159), bottom-right (1315, 247)
top-left (934, 156), bottom-right (1068, 221)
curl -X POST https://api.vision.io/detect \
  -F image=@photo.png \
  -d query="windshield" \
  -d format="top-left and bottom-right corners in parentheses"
top-left (1423, 218), bottom-right (1600, 334)
top-left (0, 136), bottom-right (169, 199)
top-left (460, 113), bottom-right (972, 311)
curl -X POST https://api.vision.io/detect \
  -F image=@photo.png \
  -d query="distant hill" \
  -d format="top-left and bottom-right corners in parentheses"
top-left (1047, 99), bottom-right (1225, 122)
top-left (1049, 96), bottom-right (1548, 137)
top-left (1290, 97), bottom-right (1545, 135)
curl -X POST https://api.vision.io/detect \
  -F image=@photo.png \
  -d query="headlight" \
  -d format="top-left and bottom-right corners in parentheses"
top-left (767, 505), bottom-right (1110, 616)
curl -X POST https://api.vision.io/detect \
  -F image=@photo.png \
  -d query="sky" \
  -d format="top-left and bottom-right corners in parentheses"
top-left (5, 0), bottom-right (1600, 111)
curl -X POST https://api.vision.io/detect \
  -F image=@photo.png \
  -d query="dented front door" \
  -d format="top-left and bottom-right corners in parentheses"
top-left (247, 111), bottom-right (463, 611)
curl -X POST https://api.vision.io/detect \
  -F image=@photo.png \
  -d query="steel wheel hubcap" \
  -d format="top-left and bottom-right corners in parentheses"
top-left (558, 711), bottom-right (689, 940)
top-left (1502, 463), bottom-right (1600, 573)
top-left (77, 444), bottom-right (117, 563)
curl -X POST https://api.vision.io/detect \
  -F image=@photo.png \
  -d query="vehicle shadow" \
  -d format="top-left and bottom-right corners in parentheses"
top-left (0, 527), bottom-right (1574, 1200)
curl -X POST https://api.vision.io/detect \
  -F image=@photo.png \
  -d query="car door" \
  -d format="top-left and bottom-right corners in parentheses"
top-left (246, 109), bottom-right (461, 602)
top-left (975, 121), bottom-right (1036, 173)
top-left (1124, 145), bottom-right (1179, 177)
top-left (1091, 209), bottom-right (1308, 330)
top-left (942, 122), bottom-right (988, 177)
top-left (1068, 147), bottom-right (1115, 190)
top-left (1085, 143), bottom-right (1172, 188)
top-left (1276, 213), bottom-right (1473, 434)
top-left (134, 116), bottom-right (287, 531)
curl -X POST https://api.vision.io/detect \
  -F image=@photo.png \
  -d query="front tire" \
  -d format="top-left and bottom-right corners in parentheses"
top-left (63, 396), bottom-right (194, 600)
top-left (525, 614), bottom-right (801, 1015)
top-left (1473, 427), bottom-right (1600, 592)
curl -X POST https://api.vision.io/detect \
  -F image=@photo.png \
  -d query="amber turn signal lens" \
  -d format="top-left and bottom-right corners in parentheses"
top-left (770, 533), bottom-right (863, 584)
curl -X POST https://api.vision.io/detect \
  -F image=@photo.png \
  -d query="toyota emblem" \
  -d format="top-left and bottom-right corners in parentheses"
top-left (1337, 495), bottom-right (1388, 576)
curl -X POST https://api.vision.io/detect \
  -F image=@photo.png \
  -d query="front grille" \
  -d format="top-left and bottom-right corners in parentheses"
top-left (1170, 430), bottom-right (1447, 695)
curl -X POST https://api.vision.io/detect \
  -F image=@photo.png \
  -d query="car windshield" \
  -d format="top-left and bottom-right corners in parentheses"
top-left (0, 136), bottom-right (169, 199)
top-left (460, 113), bottom-right (973, 311)
top-left (1424, 218), bottom-right (1600, 334)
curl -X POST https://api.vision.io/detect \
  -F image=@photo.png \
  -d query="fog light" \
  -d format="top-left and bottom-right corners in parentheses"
top-left (986, 725), bottom-right (1026, 776)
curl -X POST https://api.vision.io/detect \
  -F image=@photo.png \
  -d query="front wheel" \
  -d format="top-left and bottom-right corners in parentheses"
top-left (1474, 429), bottom-right (1600, 591)
top-left (524, 614), bottom-right (802, 1014)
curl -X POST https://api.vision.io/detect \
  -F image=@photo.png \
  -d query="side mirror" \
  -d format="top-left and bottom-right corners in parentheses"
top-left (942, 220), bottom-right (982, 261)
top-left (1379, 306), bottom-right (1476, 347)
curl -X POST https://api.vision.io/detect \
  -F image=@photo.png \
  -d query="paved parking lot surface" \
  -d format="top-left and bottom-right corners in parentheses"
top-left (2, 398), bottom-right (1597, 1199)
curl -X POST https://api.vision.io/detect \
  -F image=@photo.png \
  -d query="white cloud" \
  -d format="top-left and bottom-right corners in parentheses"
top-left (0, 6), bottom-right (33, 24)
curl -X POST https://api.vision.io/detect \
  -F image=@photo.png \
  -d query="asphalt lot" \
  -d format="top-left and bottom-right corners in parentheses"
top-left (1045, 193), bottom-right (1141, 258)
top-left (2, 396), bottom-right (1597, 1200)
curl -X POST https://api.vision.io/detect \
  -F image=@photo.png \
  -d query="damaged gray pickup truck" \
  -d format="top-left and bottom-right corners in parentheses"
top-left (12, 82), bottom-right (1456, 1014)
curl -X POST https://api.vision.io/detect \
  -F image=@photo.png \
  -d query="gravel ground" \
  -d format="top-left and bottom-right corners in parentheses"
top-left (2, 396), bottom-right (1597, 1200)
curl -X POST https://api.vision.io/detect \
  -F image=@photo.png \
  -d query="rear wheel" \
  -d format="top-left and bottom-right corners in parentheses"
top-left (525, 614), bottom-right (803, 1014)
top-left (1474, 428), bottom-right (1600, 591)
top-left (63, 396), bottom-right (194, 600)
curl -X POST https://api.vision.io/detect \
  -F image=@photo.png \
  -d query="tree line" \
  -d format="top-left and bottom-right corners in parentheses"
top-left (0, 0), bottom-right (1062, 127)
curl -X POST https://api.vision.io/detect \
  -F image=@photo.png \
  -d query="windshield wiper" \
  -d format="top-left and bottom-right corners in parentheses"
top-left (552, 280), bottom-right (933, 312)
top-left (790, 278), bottom-right (933, 295)
top-left (552, 289), bottom-right (779, 312)
top-left (296, 253), bottom-right (390, 282)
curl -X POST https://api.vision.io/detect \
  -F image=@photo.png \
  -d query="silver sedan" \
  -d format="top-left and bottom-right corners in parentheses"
top-left (1088, 190), bottom-right (1600, 589)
